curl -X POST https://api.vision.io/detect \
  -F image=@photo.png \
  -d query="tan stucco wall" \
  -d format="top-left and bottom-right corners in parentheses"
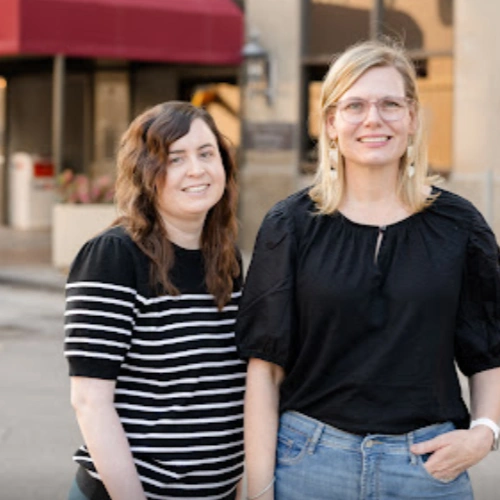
top-left (93, 72), bottom-right (130, 177)
top-left (239, 0), bottom-right (303, 252)
top-left (451, 0), bottom-right (500, 239)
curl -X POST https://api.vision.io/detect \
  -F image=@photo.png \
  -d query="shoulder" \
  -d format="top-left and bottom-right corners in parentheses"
top-left (253, 188), bottom-right (313, 251)
top-left (81, 225), bottom-right (141, 258)
top-left (68, 225), bottom-right (141, 286)
top-left (95, 225), bottom-right (136, 247)
top-left (266, 187), bottom-right (313, 220)
top-left (259, 188), bottom-right (313, 236)
top-left (428, 186), bottom-right (489, 231)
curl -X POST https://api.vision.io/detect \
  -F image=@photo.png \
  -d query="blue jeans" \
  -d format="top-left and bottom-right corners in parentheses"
top-left (68, 478), bottom-right (88, 500)
top-left (68, 467), bottom-right (111, 500)
top-left (275, 411), bottom-right (474, 500)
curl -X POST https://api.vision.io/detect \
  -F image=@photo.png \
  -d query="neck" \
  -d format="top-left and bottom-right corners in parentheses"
top-left (340, 162), bottom-right (410, 225)
top-left (343, 162), bottom-right (400, 204)
top-left (161, 217), bottom-right (205, 250)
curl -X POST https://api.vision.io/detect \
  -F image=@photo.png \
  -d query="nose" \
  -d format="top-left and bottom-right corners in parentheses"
top-left (364, 102), bottom-right (382, 123)
top-left (186, 156), bottom-right (205, 176)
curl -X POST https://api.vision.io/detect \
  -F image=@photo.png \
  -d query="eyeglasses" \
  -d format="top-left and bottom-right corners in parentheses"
top-left (335, 96), bottom-right (412, 124)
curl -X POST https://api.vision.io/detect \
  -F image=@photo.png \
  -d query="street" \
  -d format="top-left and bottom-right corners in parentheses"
top-left (0, 283), bottom-right (80, 500)
top-left (0, 281), bottom-right (498, 500)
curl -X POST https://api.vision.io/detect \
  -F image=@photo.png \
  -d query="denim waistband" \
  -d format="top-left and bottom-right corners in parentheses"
top-left (280, 411), bottom-right (454, 455)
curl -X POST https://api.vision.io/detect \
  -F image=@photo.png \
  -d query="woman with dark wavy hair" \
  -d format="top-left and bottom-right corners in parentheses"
top-left (65, 101), bottom-right (245, 500)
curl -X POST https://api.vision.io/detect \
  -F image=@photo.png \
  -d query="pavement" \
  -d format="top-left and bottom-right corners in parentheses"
top-left (0, 226), bottom-right (499, 499)
top-left (0, 225), bottom-right (66, 291)
top-left (0, 226), bottom-right (77, 500)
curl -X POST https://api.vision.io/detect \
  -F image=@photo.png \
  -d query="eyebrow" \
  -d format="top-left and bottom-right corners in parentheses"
top-left (340, 95), bottom-right (406, 101)
top-left (168, 143), bottom-right (216, 155)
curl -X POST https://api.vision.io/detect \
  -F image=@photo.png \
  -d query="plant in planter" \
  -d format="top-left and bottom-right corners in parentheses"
top-left (56, 168), bottom-right (115, 204)
top-left (52, 169), bottom-right (118, 269)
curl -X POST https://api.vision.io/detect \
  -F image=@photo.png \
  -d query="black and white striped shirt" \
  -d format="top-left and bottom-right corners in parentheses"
top-left (64, 226), bottom-right (245, 499)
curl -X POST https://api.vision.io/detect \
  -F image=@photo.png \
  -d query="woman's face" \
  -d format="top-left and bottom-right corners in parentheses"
top-left (326, 66), bottom-right (416, 173)
top-left (156, 118), bottom-right (226, 230)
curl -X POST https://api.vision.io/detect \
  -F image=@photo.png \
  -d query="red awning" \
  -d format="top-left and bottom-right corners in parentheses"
top-left (0, 0), bottom-right (243, 64)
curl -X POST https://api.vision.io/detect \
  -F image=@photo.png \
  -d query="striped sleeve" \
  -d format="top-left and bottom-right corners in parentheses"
top-left (64, 232), bottom-right (137, 379)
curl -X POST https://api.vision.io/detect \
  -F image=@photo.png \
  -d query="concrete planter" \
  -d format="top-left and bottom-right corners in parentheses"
top-left (52, 203), bottom-right (117, 269)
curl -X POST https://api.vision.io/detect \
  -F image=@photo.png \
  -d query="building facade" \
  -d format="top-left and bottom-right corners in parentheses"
top-left (0, 0), bottom-right (243, 225)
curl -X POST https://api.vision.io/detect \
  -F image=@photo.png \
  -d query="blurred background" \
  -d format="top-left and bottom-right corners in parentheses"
top-left (0, 1), bottom-right (499, 498)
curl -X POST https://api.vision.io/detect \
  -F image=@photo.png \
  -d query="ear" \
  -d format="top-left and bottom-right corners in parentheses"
top-left (154, 176), bottom-right (163, 198)
top-left (325, 108), bottom-right (338, 141)
top-left (408, 102), bottom-right (419, 135)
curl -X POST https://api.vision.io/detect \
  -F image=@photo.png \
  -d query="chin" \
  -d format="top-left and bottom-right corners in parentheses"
top-left (360, 156), bottom-right (400, 168)
top-left (183, 202), bottom-right (217, 217)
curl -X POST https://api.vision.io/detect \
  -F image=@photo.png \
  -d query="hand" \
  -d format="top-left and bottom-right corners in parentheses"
top-left (410, 427), bottom-right (493, 482)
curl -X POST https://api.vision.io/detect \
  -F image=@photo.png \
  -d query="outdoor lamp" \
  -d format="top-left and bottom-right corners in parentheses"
top-left (242, 31), bottom-right (275, 106)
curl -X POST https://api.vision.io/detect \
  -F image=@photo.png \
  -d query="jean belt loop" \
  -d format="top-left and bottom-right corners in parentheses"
top-left (407, 430), bottom-right (417, 465)
top-left (307, 421), bottom-right (325, 455)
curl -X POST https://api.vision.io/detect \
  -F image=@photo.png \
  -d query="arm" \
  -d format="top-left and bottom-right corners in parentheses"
top-left (245, 358), bottom-right (285, 500)
top-left (411, 367), bottom-right (500, 481)
top-left (469, 366), bottom-right (500, 444)
top-left (71, 377), bottom-right (147, 500)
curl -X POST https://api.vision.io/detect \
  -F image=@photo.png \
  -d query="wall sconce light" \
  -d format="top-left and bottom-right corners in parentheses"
top-left (242, 31), bottom-right (275, 106)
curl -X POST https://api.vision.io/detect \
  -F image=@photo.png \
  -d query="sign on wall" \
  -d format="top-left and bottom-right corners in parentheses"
top-left (243, 122), bottom-right (295, 151)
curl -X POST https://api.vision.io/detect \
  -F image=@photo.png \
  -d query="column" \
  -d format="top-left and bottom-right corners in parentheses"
top-left (452, 0), bottom-right (500, 234)
top-left (239, 0), bottom-right (303, 252)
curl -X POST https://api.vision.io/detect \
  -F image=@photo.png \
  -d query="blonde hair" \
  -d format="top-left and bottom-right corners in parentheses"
top-left (309, 39), bottom-right (437, 214)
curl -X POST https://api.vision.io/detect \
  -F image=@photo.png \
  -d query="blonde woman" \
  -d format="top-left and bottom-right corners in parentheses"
top-left (65, 102), bottom-right (244, 500)
top-left (236, 40), bottom-right (500, 500)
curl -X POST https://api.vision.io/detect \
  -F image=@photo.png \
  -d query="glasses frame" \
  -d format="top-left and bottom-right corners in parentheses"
top-left (334, 96), bottom-right (413, 124)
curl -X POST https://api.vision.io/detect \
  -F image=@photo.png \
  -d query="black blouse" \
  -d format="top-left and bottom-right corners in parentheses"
top-left (235, 187), bottom-right (500, 435)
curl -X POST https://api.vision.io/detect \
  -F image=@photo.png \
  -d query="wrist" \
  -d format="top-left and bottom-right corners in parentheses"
top-left (470, 417), bottom-right (500, 451)
top-left (247, 477), bottom-right (275, 500)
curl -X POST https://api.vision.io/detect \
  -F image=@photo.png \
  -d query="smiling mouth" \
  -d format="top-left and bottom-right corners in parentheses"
top-left (358, 136), bottom-right (391, 143)
top-left (183, 184), bottom-right (209, 193)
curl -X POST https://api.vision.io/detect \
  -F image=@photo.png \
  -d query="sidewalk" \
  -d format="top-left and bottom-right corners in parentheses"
top-left (0, 226), bottom-right (77, 499)
top-left (0, 226), bottom-right (66, 291)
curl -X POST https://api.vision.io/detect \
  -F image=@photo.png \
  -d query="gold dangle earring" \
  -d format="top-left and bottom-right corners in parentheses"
top-left (406, 144), bottom-right (415, 179)
top-left (329, 143), bottom-right (339, 181)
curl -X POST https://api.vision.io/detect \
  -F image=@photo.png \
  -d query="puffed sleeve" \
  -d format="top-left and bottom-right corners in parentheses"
top-left (64, 230), bottom-right (138, 379)
top-left (455, 211), bottom-right (500, 376)
top-left (235, 201), bottom-right (297, 371)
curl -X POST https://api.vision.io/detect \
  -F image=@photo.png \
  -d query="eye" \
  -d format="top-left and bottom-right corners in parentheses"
top-left (381, 98), bottom-right (404, 110)
top-left (342, 100), bottom-right (365, 113)
top-left (168, 155), bottom-right (183, 166)
top-left (200, 150), bottom-right (215, 159)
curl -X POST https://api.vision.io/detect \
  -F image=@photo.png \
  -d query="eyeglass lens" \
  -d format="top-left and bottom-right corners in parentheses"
top-left (338, 97), bottom-right (408, 123)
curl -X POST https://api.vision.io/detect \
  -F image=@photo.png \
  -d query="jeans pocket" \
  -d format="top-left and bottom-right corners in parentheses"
top-left (417, 454), bottom-right (466, 485)
top-left (276, 425), bottom-right (309, 465)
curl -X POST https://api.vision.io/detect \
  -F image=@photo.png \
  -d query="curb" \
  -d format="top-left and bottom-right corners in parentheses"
top-left (0, 267), bottom-right (66, 293)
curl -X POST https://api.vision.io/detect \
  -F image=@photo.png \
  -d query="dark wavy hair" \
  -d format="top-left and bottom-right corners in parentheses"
top-left (114, 101), bottom-right (240, 309)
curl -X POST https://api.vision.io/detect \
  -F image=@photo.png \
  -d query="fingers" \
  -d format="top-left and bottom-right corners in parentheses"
top-left (410, 432), bottom-right (461, 482)
top-left (423, 446), bottom-right (462, 481)
top-left (411, 429), bottom-right (490, 482)
top-left (410, 433), bottom-right (448, 456)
